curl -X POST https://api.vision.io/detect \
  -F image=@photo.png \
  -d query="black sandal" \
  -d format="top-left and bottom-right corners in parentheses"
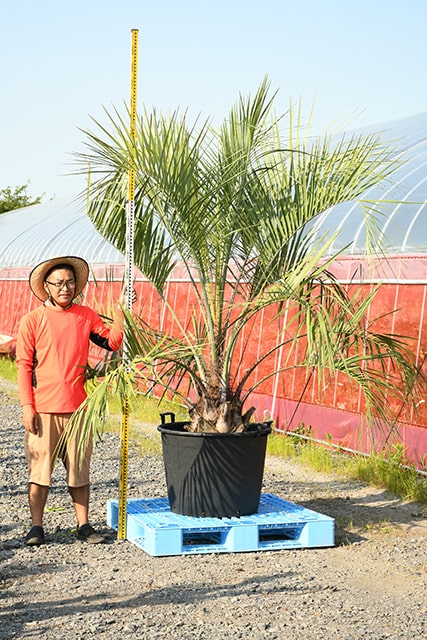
top-left (25, 525), bottom-right (45, 546)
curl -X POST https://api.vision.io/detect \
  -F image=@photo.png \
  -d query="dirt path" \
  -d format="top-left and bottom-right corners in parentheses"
top-left (0, 384), bottom-right (426, 640)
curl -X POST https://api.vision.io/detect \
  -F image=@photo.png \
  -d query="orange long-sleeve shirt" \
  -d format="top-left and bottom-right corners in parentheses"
top-left (16, 304), bottom-right (123, 413)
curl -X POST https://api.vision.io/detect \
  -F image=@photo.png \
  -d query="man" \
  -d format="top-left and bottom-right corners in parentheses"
top-left (16, 255), bottom-right (129, 546)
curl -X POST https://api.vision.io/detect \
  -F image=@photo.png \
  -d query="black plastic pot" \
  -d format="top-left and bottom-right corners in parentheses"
top-left (157, 413), bottom-right (271, 518)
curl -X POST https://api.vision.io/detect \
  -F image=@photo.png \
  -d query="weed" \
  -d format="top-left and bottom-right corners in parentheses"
top-left (362, 519), bottom-right (392, 534)
top-left (267, 430), bottom-right (427, 504)
top-left (0, 356), bottom-right (17, 382)
top-left (351, 445), bottom-right (427, 503)
top-left (45, 506), bottom-right (66, 513)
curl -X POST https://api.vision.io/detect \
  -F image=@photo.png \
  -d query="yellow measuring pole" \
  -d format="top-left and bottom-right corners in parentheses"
top-left (118, 28), bottom-right (138, 540)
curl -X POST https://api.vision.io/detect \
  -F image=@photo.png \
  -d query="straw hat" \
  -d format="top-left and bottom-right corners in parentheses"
top-left (29, 256), bottom-right (89, 302)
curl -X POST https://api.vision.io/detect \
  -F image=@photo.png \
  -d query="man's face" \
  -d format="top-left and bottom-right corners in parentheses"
top-left (44, 267), bottom-right (76, 307)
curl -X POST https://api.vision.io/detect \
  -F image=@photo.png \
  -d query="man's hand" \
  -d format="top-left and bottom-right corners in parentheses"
top-left (119, 286), bottom-right (137, 308)
top-left (22, 405), bottom-right (39, 434)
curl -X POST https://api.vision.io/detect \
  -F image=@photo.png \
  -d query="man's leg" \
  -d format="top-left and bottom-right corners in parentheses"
top-left (28, 482), bottom-right (49, 527)
top-left (68, 484), bottom-right (89, 527)
top-left (25, 482), bottom-right (48, 545)
top-left (69, 483), bottom-right (105, 543)
top-left (25, 413), bottom-right (58, 539)
top-left (65, 419), bottom-right (104, 543)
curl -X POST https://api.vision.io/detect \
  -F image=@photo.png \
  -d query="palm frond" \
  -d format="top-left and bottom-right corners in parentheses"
top-left (70, 77), bottom-right (425, 439)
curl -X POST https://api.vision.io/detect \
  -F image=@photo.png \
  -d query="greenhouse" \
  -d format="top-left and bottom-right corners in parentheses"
top-left (1, 111), bottom-right (426, 469)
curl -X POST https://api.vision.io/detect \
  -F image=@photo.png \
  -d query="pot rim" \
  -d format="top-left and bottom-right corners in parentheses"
top-left (157, 421), bottom-right (272, 438)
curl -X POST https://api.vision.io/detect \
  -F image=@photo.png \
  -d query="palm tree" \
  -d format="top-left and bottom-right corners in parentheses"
top-left (71, 77), bottom-right (422, 446)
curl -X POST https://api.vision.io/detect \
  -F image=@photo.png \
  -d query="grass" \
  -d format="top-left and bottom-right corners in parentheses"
top-left (96, 383), bottom-right (186, 458)
top-left (102, 411), bottom-right (163, 458)
top-left (1, 356), bottom-right (426, 504)
top-left (0, 356), bottom-right (18, 382)
top-left (105, 388), bottom-right (188, 425)
top-left (267, 431), bottom-right (427, 504)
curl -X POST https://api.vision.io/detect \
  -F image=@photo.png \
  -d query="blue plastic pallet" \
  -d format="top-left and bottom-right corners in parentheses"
top-left (106, 493), bottom-right (334, 556)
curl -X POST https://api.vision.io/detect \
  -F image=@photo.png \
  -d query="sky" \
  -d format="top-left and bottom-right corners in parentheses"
top-left (1, 0), bottom-right (426, 202)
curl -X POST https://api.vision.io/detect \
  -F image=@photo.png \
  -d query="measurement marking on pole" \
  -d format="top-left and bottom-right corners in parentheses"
top-left (118, 397), bottom-right (130, 536)
top-left (118, 27), bottom-right (138, 541)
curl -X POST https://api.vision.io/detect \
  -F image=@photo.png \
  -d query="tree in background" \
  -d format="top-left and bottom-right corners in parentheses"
top-left (0, 182), bottom-right (44, 214)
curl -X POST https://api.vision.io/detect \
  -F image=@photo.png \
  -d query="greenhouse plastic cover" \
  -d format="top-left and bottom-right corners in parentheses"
top-left (308, 111), bottom-right (427, 254)
top-left (0, 111), bottom-right (426, 269)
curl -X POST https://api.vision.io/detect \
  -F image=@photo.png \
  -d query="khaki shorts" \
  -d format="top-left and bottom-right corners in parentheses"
top-left (25, 413), bottom-right (93, 488)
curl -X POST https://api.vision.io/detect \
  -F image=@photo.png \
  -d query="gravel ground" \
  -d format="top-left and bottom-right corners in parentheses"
top-left (1, 385), bottom-right (426, 640)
